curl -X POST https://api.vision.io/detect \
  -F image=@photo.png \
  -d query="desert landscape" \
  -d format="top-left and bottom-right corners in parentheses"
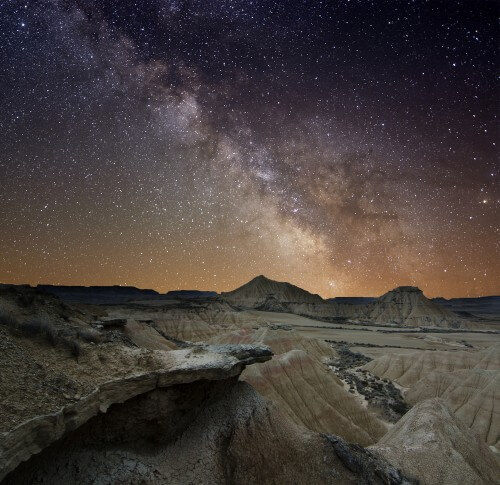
top-left (1, 277), bottom-right (499, 484)
top-left (1, 1), bottom-right (498, 484)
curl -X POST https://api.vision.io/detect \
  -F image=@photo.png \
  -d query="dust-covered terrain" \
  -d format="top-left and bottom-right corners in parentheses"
top-left (1, 278), bottom-right (499, 484)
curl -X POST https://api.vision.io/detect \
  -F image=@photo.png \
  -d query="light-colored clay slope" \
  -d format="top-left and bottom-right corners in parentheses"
top-left (372, 398), bottom-right (500, 485)
top-left (112, 299), bottom-right (271, 343)
top-left (363, 346), bottom-right (500, 388)
top-left (288, 301), bottom-right (365, 319)
top-left (210, 327), bottom-right (386, 445)
top-left (209, 327), bottom-right (336, 362)
top-left (475, 343), bottom-right (500, 369)
top-left (153, 318), bottom-right (226, 341)
top-left (406, 369), bottom-right (500, 449)
top-left (124, 320), bottom-right (178, 350)
top-left (243, 349), bottom-right (387, 445)
top-left (221, 275), bottom-right (324, 307)
top-left (364, 345), bottom-right (500, 448)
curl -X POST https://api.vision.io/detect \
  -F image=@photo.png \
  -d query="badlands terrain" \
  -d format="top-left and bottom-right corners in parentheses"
top-left (0, 276), bottom-right (499, 484)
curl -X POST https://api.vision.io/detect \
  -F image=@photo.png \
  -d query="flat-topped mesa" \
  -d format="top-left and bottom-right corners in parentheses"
top-left (377, 287), bottom-right (426, 307)
top-left (383, 286), bottom-right (423, 294)
top-left (378, 286), bottom-right (424, 302)
top-left (164, 290), bottom-right (218, 299)
top-left (36, 284), bottom-right (160, 304)
top-left (221, 275), bottom-right (324, 308)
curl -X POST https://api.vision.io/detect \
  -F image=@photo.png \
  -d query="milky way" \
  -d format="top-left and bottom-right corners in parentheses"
top-left (0, 0), bottom-right (498, 297)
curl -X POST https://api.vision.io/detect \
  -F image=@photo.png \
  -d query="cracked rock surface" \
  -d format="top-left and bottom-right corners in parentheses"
top-left (4, 380), bottom-right (413, 485)
top-left (0, 335), bottom-right (271, 481)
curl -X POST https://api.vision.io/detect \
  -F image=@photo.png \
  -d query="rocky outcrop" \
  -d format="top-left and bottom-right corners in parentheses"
top-left (4, 380), bottom-right (414, 485)
top-left (0, 344), bottom-right (272, 481)
top-left (365, 286), bottom-right (466, 328)
top-left (1, 339), bottom-right (417, 485)
top-left (210, 328), bottom-right (386, 445)
top-left (221, 275), bottom-right (324, 308)
top-left (372, 398), bottom-right (500, 485)
top-left (209, 327), bottom-right (336, 362)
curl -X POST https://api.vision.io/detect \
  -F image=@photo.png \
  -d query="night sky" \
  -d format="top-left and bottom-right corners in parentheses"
top-left (0, 0), bottom-right (498, 297)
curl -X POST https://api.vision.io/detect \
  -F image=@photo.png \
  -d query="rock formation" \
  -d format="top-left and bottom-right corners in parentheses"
top-left (116, 299), bottom-right (268, 343)
top-left (0, 309), bottom-right (412, 484)
top-left (209, 327), bottom-right (336, 362)
top-left (296, 286), bottom-right (467, 328)
top-left (243, 349), bottom-right (387, 445)
top-left (364, 345), bottom-right (500, 449)
top-left (221, 275), bottom-right (324, 308)
top-left (0, 330), bottom-right (272, 480)
top-left (3, 380), bottom-right (412, 485)
top-left (23, 278), bottom-right (472, 330)
top-left (363, 286), bottom-right (466, 327)
top-left (210, 328), bottom-right (387, 445)
top-left (221, 277), bottom-right (468, 328)
top-left (2, 283), bottom-right (497, 483)
top-left (406, 369), bottom-right (500, 449)
top-left (372, 398), bottom-right (500, 485)
top-left (363, 346), bottom-right (500, 388)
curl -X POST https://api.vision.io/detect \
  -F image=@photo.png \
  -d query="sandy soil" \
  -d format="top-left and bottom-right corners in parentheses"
top-left (98, 302), bottom-right (500, 352)
top-left (239, 310), bottom-right (500, 351)
top-left (292, 326), bottom-right (500, 350)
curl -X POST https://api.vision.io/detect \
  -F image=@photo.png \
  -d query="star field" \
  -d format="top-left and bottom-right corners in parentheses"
top-left (0, 0), bottom-right (498, 297)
